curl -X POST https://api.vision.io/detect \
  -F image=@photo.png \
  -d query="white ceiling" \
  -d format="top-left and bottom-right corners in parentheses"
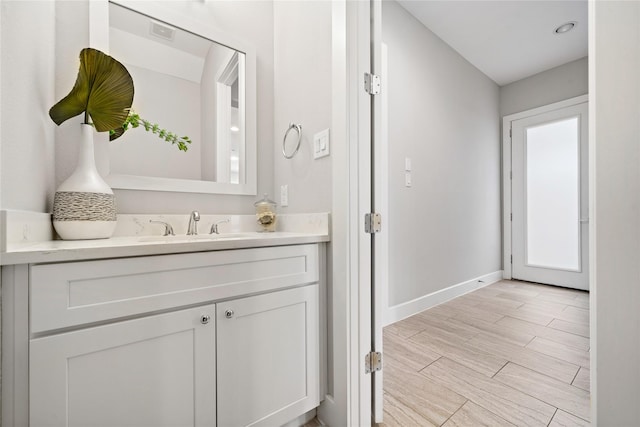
top-left (396, 0), bottom-right (588, 86)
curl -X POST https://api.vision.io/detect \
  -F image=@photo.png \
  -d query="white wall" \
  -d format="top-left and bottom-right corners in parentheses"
top-left (591, 1), bottom-right (640, 424)
top-left (383, 1), bottom-right (502, 308)
top-left (500, 56), bottom-right (588, 117)
top-left (0, 1), bottom-right (56, 212)
top-left (273, 1), bottom-right (333, 213)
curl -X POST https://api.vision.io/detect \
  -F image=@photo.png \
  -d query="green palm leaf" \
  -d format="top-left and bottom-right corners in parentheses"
top-left (49, 48), bottom-right (134, 132)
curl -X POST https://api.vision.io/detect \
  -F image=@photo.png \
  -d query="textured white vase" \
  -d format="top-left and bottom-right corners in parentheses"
top-left (52, 124), bottom-right (117, 240)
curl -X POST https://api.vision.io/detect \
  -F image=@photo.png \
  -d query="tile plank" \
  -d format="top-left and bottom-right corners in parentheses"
top-left (572, 367), bottom-right (590, 392)
top-left (494, 291), bottom-right (538, 304)
top-left (466, 334), bottom-right (579, 383)
top-left (410, 330), bottom-right (508, 377)
top-left (496, 316), bottom-right (590, 351)
top-left (535, 291), bottom-right (590, 309)
top-left (526, 337), bottom-right (590, 368)
top-left (549, 410), bottom-right (591, 427)
top-left (452, 315), bottom-right (536, 347)
top-left (443, 300), bottom-right (506, 323)
top-left (459, 291), bottom-right (526, 309)
top-left (421, 358), bottom-right (556, 427)
top-left (385, 359), bottom-right (467, 426)
top-left (556, 306), bottom-right (590, 326)
top-left (381, 392), bottom-right (438, 427)
top-left (494, 362), bottom-right (590, 421)
top-left (385, 315), bottom-right (428, 338)
top-left (384, 330), bottom-right (441, 372)
top-left (549, 319), bottom-right (590, 338)
top-left (442, 401), bottom-right (516, 427)
top-left (414, 311), bottom-right (480, 341)
top-left (503, 306), bottom-right (555, 326)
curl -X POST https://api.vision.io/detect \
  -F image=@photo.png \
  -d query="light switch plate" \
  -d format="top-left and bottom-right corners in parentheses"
top-left (405, 172), bottom-right (412, 187)
top-left (313, 129), bottom-right (330, 159)
top-left (405, 157), bottom-right (412, 171)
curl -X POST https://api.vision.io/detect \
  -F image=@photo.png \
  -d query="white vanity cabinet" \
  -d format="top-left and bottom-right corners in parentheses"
top-left (3, 244), bottom-right (322, 427)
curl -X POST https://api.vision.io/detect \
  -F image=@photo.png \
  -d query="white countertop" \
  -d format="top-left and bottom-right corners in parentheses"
top-left (0, 232), bottom-right (329, 265)
top-left (0, 211), bottom-right (330, 265)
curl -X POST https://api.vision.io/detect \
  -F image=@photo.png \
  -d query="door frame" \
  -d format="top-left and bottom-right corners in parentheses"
top-left (318, 1), bottom-right (374, 426)
top-left (502, 94), bottom-right (589, 280)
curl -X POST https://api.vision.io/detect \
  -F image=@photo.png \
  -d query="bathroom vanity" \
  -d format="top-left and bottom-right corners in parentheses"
top-left (1, 213), bottom-right (329, 427)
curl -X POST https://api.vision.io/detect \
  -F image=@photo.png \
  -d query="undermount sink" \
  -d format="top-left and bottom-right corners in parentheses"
top-left (138, 232), bottom-right (262, 243)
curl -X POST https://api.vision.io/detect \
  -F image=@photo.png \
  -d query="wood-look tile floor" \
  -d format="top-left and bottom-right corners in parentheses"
top-left (381, 280), bottom-right (590, 427)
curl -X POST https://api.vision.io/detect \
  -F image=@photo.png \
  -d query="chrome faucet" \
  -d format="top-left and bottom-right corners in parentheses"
top-left (187, 210), bottom-right (200, 235)
top-left (210, 219), bottom-right (230, 234)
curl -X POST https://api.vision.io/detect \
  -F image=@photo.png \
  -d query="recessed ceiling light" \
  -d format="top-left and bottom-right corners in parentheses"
top-left (554, 22), bottom-right (577, 34)
top-left (230, 126), bottom-right (240, 132)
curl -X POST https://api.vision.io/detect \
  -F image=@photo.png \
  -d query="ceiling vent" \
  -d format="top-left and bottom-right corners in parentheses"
top-left (150, 20), bottom-right (175, 41)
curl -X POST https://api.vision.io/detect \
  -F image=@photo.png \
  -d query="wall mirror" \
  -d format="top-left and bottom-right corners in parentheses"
top-left (105, 1), bottom-right (257, 195)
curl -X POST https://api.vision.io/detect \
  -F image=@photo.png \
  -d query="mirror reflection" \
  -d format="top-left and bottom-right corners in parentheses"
top-left (108, 2), bottom-right (246, 185)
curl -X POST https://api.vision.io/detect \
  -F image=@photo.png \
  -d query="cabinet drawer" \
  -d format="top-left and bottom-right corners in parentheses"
top-left (30, 244), bottom-right (318, 333)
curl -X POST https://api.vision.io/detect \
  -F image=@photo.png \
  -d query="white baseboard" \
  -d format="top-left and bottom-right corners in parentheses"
top-left (384, 270), bottom-right (504, 326)
top-left (280, 408), bottom-right (317, 427)
top-left (317, 395), bottom-right (340, 427)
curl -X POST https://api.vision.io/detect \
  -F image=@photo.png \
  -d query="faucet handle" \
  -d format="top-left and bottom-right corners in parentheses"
top-left (149, 220), bottom-right (175, 236)
top-left (210, 219), bottom-right (230, 234)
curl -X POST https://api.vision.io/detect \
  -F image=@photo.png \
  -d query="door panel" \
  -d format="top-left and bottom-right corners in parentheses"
top-left (511, 102), bottom-right (589, 290)
top-left (30, 305), bottom-right (216, 427)
top-left (216, 285), bottom-right (319, 427)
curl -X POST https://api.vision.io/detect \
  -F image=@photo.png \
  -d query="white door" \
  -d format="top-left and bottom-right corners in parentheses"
top-left (511, 101), bottom-right (589, 290)
top-left (30, 305), bottom-right (217, 427)
top-left (216, 285), bottom-right (319, 427)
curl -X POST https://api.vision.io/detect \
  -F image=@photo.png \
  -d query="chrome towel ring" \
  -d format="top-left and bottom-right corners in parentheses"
top-left (282, 123), bottom-right (303, 159)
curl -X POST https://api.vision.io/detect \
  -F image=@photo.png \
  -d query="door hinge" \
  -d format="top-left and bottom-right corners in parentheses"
top-left (510, 213), bottom-right (513, 221)
top-left (509, 127), bottom-right (512, 138)
top-left (511, 255), bottom-right (513, 264)
top-left (365, 213), bottom-right (382, 234)
top-left (365, 351), bottom-right (382, 374)
top-left (364, 73), bottom-right (381, 95)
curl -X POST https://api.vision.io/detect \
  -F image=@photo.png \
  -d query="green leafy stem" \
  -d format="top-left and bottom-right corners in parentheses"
top-left (110, 110), bottom-right (192, 152)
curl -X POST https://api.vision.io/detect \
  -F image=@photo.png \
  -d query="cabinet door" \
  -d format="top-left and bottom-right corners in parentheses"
top-left (30, 305), bottom-right (216, 427)
top-left (217, 285), bottom-right (319, 427)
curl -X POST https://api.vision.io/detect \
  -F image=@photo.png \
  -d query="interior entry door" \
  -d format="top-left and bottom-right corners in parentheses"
top-left (511, 102), bottom-right (589, 290)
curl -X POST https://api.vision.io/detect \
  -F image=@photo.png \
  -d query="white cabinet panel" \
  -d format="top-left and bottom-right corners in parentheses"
top-left (30, 245), bottom-right (318, 333)
top-left (30, 305), bottom-right (216, 427)
top-left (217, 285), bottom-right (319, 427)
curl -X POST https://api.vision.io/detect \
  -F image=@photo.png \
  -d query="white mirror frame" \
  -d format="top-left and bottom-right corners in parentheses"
top-left (91, 0), bottom-right (257, 195)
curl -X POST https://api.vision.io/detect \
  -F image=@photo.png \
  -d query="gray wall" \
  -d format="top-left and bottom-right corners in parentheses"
top-left (0, 1), bottom-right (57, 212)
top-left (273, 1), bottom-right (332, 213)
top-left (383, 0), bottom-right (502, 307)
top-left (500, 56), bottom-right (588, 117)
top-left (592, 1), bottom-right (640, 423)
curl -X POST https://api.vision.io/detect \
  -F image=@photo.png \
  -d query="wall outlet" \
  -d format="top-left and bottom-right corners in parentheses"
top-left (405, 172), bottom-right (412, 187)
top-left (313, 129), bottom-right (330, 159)
top-left (280, 184), bottom-right (289, 207)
